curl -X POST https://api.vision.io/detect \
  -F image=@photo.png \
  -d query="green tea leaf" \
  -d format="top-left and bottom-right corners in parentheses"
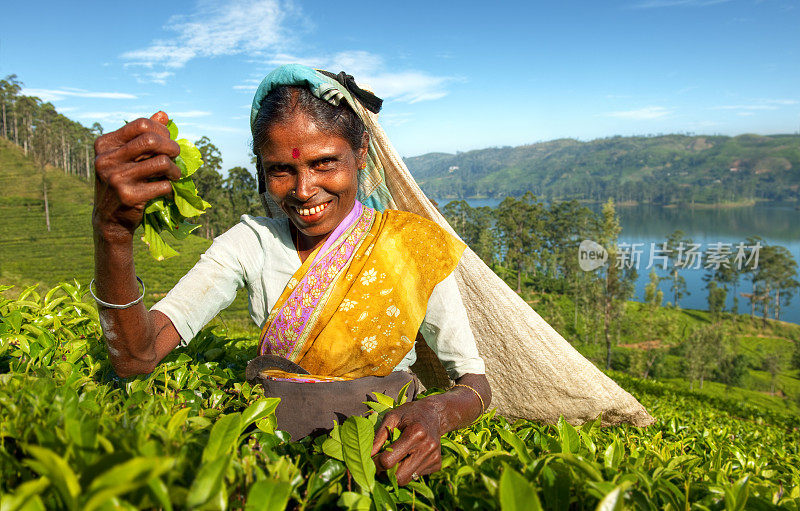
top-left (177, 139), bottom-right (202, 177)
top-left (596, 481), bottom-right (633, 511)
top-left (141, 118), bottom-right (207, 260)
top-left (497, 428), bottom-right (532, 464)
top-left (186, 455), bottom-right (230, 509)
top-left (84, 457), bottom-right (173, 511)
top-left (166, 120), bottom-right (178, 140)
top-left (339, 416), bottom-right (376, 492)
top-left (322, 422), bottom-right (344, 461)
top-left (172, 177), bottom-right (211, 218)
top-left (499, 464), bottom-right (542, 511)
top-left (22, 445), bottom-right (80, 511)
top-left (556, 417), bottom-right (580, 454)
top-left (167, 407), bottom-right (191, 439)
top-left (337, 492), bottom-right (372, 510)
top-left (241, 398), bottom-right (280, 428)
top-left (306, 459), bottom-right (346, 499)
top-left (3, 309), bottom-right (23, 333)
top-left (0, 478), bottom-right (49, 511)
top-left (244, 480), bottom-right (292, 511)
top-left (202, 413), bottom-right (243, 463)
top-left (371, 483), bottom-right (397, 511)
top-left (141, 221), bottom-right (179, 261)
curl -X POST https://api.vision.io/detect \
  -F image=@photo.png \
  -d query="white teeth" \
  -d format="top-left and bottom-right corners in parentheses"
top-left (296, 202), bottom-right (328, 217)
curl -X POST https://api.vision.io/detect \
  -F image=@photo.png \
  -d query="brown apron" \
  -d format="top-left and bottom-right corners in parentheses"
top-left (245, 355), bottom-right (423, 440)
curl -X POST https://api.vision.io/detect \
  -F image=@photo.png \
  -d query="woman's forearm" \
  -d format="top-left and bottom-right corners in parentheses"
top-left (93, 226), bottom-right (160, 377)
top-left (91, 113), bottom-right (183, 377)
top-left (426, 373), bottom-right (493, 436)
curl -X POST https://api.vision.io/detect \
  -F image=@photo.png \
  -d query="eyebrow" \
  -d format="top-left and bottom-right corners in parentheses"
top-left (262, 150), bottom-right (342, 166)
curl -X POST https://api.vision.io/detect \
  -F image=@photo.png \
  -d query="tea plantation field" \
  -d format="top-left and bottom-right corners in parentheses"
top-left (0, 138), bottom-right (255, 332)
top-left (2, 282), bottom-right (799, 510)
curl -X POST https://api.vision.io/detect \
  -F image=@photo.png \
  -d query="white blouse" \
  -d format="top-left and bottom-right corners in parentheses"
top-left (152, 214), bottom-right (485, 379)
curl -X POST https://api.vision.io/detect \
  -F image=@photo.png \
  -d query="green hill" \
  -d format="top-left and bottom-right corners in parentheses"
top-left (0, 138), bottom-right (254, 331)
top-left (405, 133), bottom-right (800, 204)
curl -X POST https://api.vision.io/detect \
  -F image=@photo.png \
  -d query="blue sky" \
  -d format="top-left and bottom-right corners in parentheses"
top-left (1, 0), bottom-right (798, 171)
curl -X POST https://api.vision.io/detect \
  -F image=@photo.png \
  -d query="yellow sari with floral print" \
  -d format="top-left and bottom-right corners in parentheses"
top-left (258, 203), bottom-right (465, 381)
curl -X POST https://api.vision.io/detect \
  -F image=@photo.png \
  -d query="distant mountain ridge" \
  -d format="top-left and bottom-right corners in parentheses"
top-left (403, 134), bottom-right (800, 205)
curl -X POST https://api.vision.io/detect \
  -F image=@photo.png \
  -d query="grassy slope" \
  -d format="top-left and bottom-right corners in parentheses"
top-left (528, 289), bottom-right (800, 415)
top-left (0, 138), bottom-right (256, 334)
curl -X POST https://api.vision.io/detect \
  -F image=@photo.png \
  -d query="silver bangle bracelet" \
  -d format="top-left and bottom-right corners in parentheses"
top-left (89, 276), bottom-right (146, 309)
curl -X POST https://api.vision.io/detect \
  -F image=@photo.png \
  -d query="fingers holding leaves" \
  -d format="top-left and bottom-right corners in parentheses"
top-left (150, 110), bottom-right (169, 125)
top-left (372, 405), bottom-right (443, 486)
top-left (372, 412), bottom-right (402, 456)
top-left (94, 117), bottom-right (172, 157)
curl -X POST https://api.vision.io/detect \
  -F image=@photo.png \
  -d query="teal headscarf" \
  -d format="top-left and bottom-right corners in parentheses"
top-left (250, 64), bottom-right (394, 215)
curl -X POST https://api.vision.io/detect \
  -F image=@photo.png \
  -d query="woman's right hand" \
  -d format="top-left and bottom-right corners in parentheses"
top-left (92, 112), bottom-right (182, 242)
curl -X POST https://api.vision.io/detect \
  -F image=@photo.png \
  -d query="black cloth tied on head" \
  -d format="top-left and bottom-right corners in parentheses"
top-left (319, 70), bottom-right (383, 114)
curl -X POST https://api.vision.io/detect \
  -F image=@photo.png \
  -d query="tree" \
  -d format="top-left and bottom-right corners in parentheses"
top-left (443, 201), bottom-right (496, 266)
top-left (706, 280), bottom-right (727, 321)
top-left (703, 244), bottom-right (741, 313)
top-left (644, 269), bottom-right (663, 309)
top-left (0, 74), bottom-right (99, 183)
top-left (683, 324), bottom-right (725, 390)
top-left (225, 166), bottom-right (261, 219)
top-left (595, 199), bottom-right (636, 370)
top-left (762, 245), bottom-right (799, 322)
top-left (714, 353), bottom-right (748, 388)
top-left (494, 192), bottom-right (544, 293)
top-left (749, 242), bottom-right (799, 324)
top-left (193, 137), bottom-right (227, 238)
top-left (663, 230), bottom-right (693, 308)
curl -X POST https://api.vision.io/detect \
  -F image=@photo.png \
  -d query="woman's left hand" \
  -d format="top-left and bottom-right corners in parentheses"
top-left (371, 399), bottom-right (444, 485)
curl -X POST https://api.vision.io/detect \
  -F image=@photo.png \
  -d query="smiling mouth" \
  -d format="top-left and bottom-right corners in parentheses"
top-left (293, 201), bottom-right (331, 218)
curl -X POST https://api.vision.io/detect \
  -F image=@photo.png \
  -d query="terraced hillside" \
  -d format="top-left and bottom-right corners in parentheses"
top-left (0, 138), bottom-right (253, 330)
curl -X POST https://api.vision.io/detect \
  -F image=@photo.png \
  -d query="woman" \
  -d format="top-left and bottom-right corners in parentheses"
top-left (92, 64), bottom-right (491, 485)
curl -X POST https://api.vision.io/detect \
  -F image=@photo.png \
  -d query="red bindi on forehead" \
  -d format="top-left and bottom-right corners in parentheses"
top-left (292, 148), bottom-right (300, 159)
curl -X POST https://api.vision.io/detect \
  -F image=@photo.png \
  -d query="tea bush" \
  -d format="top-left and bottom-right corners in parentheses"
top-left (1, 282), bottom-right (799, 510)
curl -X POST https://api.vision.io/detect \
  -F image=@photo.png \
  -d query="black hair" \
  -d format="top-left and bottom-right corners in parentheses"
top-left (252, 85), bottom-right (367, 196)
top-left (252, 85), bottom-right (366, 154)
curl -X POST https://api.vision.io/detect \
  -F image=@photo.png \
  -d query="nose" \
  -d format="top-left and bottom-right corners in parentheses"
top-left (294, 169), bottom-right (318, 202)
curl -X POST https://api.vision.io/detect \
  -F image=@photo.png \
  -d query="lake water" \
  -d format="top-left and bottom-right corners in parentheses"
top-left (435, 199), bottom-right (800, 324)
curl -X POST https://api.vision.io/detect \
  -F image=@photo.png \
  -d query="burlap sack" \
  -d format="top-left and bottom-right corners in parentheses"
top-left (354, 103), bottom-right (655, 427)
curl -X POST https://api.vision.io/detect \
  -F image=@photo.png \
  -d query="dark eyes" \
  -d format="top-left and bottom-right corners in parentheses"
top-left (267, 165), bottom-right (292, 175)
top-left (265, 157), bottom-right (339, 175)
top-left (313, 158), bottom-right (337, 169)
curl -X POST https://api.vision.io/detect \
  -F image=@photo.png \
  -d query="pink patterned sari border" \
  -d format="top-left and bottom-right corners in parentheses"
top-left (259, 205), bottom-right (377, 358)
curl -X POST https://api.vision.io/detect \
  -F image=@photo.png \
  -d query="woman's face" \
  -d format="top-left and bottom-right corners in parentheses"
top-left (259, 111), bottom-right (365, 245)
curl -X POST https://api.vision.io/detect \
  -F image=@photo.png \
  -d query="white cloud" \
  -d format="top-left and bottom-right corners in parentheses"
top-left (714, 104), bottom-right (778, 111)
top-left (73, 111), bottom-right (150, 124)
top-left (122, 0), bottom-right (293, 74)
top-left (233, 78), bottom-right (262, 92)
top-left (263, 50), bottom-right (453, 104)
top-left (606, 106), bottom-right (672, 120)
top-left (171, 110), bottom-right (212, 118)
top-left (380, 112), bottom-right (414, 127)
top-left (137, 71), bottom-right (175, 85)
top-left (21, 88), bottom-right (137, 101)
top-left (711, 99), bottom-right (798, 112)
